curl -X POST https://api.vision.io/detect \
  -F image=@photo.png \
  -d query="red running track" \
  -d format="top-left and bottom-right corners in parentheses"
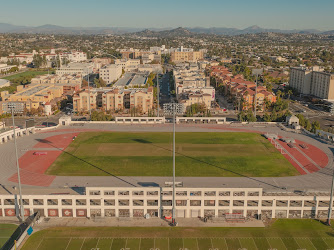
top-left (295, 139), bottom-right (328, 168)
top-left (8, 132), bottom-right (79, 187)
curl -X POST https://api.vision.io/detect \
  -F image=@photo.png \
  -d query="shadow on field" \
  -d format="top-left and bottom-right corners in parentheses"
top-left (131, 138), bottom-right (288, 190)
top-left (35, 139), bottom-right (137, 187)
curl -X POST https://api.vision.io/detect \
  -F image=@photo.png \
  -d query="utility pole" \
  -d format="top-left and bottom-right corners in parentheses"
top-left (11, 106), bottom-right (24, 221)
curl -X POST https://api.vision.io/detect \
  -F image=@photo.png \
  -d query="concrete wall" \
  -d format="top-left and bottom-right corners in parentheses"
top-left (0, 187), bottom-right (331, 219)
top-left (0, 127), bottom-right (35, 144)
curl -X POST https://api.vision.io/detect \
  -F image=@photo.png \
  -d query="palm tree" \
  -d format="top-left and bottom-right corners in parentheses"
top-left (287, 90), bottom-right (293, 100)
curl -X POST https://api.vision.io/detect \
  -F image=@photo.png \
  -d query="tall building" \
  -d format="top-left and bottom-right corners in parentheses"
top-left (290, 67), bottom-right (334, 100)
top-left (100, 65), bottom-right (122, 84)
top-left (171, 51), bottom-right (204, 63)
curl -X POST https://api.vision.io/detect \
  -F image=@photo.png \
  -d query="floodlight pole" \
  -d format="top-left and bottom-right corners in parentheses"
top-left (172, 106), bottom-right (176, 226)
top-left (254, 73), bottom-right (258, 119)
top-left (11, 107), bottom-right (24, 221)
top-left (327, 163), bottom-right (334, 225)
top-left (87, 73), bottom-right (91, 121)
top-left (157, 73), bottom-right (160, 117)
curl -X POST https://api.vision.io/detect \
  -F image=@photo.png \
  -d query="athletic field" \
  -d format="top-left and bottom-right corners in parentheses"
top-left (46, 132), bottom-right (298, 177)
top-left (0, 224), bottom-right (17, 248)
top-left (22, 220), bottom-right (334, 249)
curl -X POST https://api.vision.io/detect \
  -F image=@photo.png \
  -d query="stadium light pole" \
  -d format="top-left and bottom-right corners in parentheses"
top-left (157, 73), bottom-right (160, 117)
top-left (254, 73), bottom-right (258, 119)
top-left (172, 105), bottom-right (176, 225)
top-left (163, 103), bottom-right (183, 226)
top-left (327, 163), bottom-right (334, 226)
top-left (87, 73), bottom-right (92, 121)
top-left (10, 105), bottom-right (24, 221)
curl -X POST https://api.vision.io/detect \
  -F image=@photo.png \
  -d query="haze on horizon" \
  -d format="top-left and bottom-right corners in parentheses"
top-left (1, 0), bottom-right (334, 31)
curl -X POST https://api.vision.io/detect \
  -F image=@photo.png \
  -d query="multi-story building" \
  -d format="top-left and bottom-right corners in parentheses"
top-left (115, 59), bottom-right (141, 71)
top-left (100, 65), bottom-right (122, 84)
top-left (289, 67), bottom-right (334, 100)
top-left (73, 88), bottom-right (98, 112)
top-left (73, 87), bottom-right (154, 114)
top-left (0, 101), bottom-right (25, 114)
top-left (179, 91), bottom-right (213, 110)
top-left (171, 51), bottom-right (204, 63)
top-left (59, 51), bottom-right (87, 62)
top-left (56, 63), bottom-right (93, 76)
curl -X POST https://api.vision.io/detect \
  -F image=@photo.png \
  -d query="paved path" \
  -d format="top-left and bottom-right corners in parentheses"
top-left (0, 123), bottom-right (333, 193)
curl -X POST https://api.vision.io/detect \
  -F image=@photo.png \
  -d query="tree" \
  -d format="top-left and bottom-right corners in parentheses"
top-left (287, 89), bottom-right (293, 100)
top-left (311, 121), bottom-right (320, 133)
top-left (277, 90), bottom-right (282, 99)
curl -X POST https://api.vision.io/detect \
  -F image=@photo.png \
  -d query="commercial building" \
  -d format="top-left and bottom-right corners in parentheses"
top-left (0, 186), bottom-right (333, 219)
top-left (289, 67), bottom-right (334, 100)
top-left (100, 65), bottom-right (122, 84)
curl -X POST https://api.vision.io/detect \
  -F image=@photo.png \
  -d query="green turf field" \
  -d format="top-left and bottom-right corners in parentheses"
top-left (21, 220), bottom-right (334, 250)
top-left (46, 132), bottom-right (299, 177)
top-left (0, 224), bottom-right (18, 248)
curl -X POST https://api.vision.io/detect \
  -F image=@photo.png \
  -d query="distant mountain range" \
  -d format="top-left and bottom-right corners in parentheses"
top-left (0, 23), bottom-right (334, 36)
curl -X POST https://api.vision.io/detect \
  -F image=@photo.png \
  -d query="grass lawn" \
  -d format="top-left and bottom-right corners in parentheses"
top-left (0, 70), bottom-right (51, 93)
top-left (46, 132), bottom-right (299, 177)
top-left (0, 224), bottom-right (18, 248)
top-left (21, 219), bottom-right (334, 250)
top-left (1, 70), bottom-right (50, 81)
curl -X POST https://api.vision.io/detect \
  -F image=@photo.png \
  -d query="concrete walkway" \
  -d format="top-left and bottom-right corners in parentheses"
top-left (33, 217), bottom-right (265, 229)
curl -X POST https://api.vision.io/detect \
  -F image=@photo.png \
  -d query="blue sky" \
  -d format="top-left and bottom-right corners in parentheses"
top-left (1, 0), bottom-right (334, 30)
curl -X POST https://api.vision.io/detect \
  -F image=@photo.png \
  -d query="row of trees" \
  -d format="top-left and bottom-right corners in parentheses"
top-left (186, 103), bottom-right (211, 117)
top-left (296, 114), bottom-right (321, 133)
top-left (90, 110), bottom-right (114, 121)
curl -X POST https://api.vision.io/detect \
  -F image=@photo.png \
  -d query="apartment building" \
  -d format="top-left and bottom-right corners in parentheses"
top-left (179, 91), bottom-right (213, 109)
top-left (289, 67), bottom-right (312, 95)
top-left (100, 64), bottom-right (122, 84)
top-left (171, 51), bottom-right (204, 63)
top-left (73, 88), bottom-right (98, 112)
top-left (73, 87), bottom-right (154, 114)
top-left (290, 67), bottom-right (334, 100)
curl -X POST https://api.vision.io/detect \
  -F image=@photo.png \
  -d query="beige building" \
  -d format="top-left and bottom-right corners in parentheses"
top-left (73, 87), bottom-right (154, 114)
top-left (73, 89), bottom-right (98, 112)
top-left (290, 67), bottom-right (334, 100)
top-left (8, 83), bottom-right (63, 104)
top-left (100, 64), bottom-right (122, 84)
top-left (171, 51), bottom-right (204, 63)
top-left (179, 91), bottom-right (212, 110)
